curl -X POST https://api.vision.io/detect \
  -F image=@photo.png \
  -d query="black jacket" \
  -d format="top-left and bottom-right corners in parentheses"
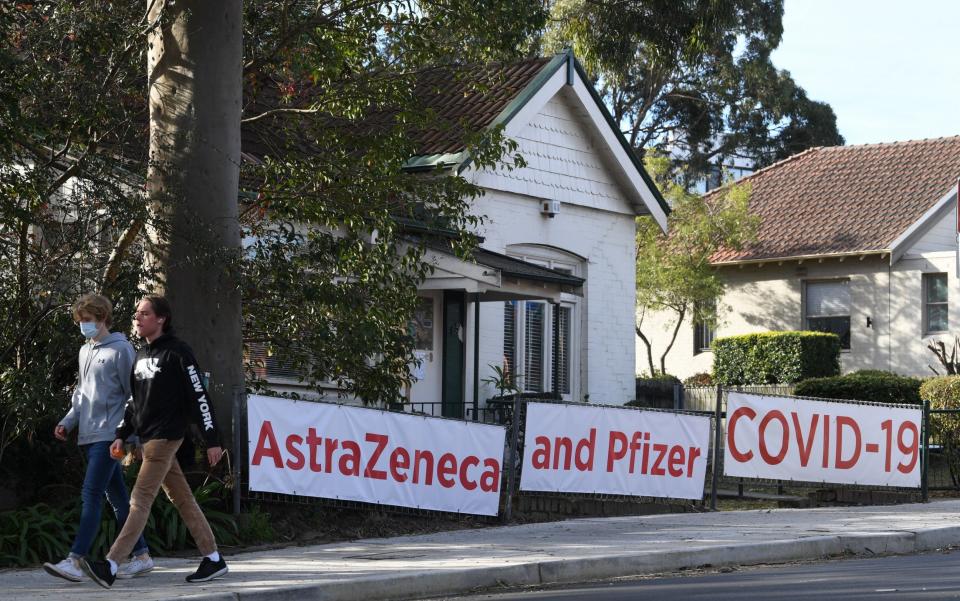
top-left (116, 333), bottom-right (220, 447)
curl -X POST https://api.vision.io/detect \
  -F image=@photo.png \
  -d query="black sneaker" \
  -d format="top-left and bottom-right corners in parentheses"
top-left (80, 558), bottom-right (115, 589)
top-left (185, 556), bottom-right (228, 583)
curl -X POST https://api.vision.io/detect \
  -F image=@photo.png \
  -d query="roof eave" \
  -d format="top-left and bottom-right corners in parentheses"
top-left (712, 250), bottom-right (890, 267)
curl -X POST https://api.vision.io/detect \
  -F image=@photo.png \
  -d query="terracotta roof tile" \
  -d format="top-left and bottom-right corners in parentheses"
top-left (410, 57), bottom-right (553, 156)
top-left (711, 136), bottom-right (960, 263)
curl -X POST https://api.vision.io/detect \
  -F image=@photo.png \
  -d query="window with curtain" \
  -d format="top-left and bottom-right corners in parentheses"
top-left (805, 280), bottom-right (851, 349)
top-left (502, 301), bottom-right (574, 397)
top-left (693, 299), bottom-right (717, 355)
top-left (924, 273), bottom-right (948, 334)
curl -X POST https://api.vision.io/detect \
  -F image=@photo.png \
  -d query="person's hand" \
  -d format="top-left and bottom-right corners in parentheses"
top-left (207, 446), bottom-right (223, 467)
top-left (110, 438), bottom-right (124, 459)
top-left (53, 425), bottom-right (67, 441)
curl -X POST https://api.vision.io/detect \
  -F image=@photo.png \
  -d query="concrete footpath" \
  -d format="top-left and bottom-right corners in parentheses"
top-left (7, 500), bottom-right (960, 601)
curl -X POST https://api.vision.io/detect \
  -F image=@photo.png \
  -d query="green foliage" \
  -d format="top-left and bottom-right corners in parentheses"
top-left (684, 372), bottom-right (713, 386)
top-left (0, 478), bottom-right (238, 567)
top-left (795, 370), bottom-right (922, 405)
top-left (919, 376), bottom-right (960, 486)
top-left (628, 374), bottom-right (680, 408)
top-left (539, 0), bottom-right (844, 179)
top-left (237, 505), bottom-right (276, 545)
top-left (635, 155), bottom-right (758, 375)
top-left (481, 363), bottom-right (521, 399)
top-left (712, 331), bottom-right (840, 385)
top-left (0, 503), bottom-right (74, 567)
top-left (0, 0), bottom-right (547, 450)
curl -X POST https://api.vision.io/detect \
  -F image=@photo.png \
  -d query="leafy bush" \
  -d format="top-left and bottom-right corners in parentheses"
top-left (683, 372), bottom-right (713, 386)
top-left (713, 331), bottom-right (840, 385)
top-left (795, 370), bottom-right (922, 405)
top-left (920, 376), bottom-right (960, 486)
top-left (629, 374), bottom-right (681, 408)
top-left (237, 505), bottom-right (276, 544)
top-left (0, 477), bottom-right (238, 567)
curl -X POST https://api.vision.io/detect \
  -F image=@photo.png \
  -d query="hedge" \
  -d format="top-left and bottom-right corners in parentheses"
top-left (628, 374), bottom-right (681, 409)
top-left (712, 331), bottom-right (841, 385)
top-left (919, 376), bottom-right (960, 485)
top-left (794, 370), bottom-right (922, 405)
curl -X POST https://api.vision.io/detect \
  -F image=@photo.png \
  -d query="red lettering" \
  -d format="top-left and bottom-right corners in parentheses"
top-left (306, 428), bottom-right (323, 472)
top-left (791, 412), bottom-right (819, 467)
top-left (324, 438), bottom-right (338, 473)
top-left (835, 416), bottom-right (861, 469)
top-left (389, 447), bottom-right (410, 482)
top-left (437, 453), bottom-right (457, 488)
top-left (251, 421), bottom-right (282, 467)
top-left (727, 407), bottom-right (756, 462)
top-left (759, 410), bottom-right (788, 465)
top-left (575, 429), bottom-right (596, 471)
top-left (363, 433), bottom-right (388, 480)
top-left (668, 445), bottom-right (685, 477)
top-left (339, 440), bottom-right (361, 476)
top-left (650, 444), bottom-right (667, 476)
top-left (459, 455), bottom-right (479, 490)
top-left (285, 434), bottom-right (305, 470)
top-left (480, 458), bottom-right (500, 492)
top-left (553, 436), bottom-right (573, 470)
top-left (606, 431), bottom-right (627, 471)
top-left (532, 436), bottom-right (550, 469)
top-left (685, 446), bottom-right (702, 477)
top-left (822, 414), bottom-right (831, 468)
top-left (413, 449), bottom-right (434, 485)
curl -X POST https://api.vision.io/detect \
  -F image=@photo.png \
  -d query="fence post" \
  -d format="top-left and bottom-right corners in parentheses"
top-left (232, 387), bottom-right (243, 517)
top-left (502, 392), bottom-right (522, 523)
top-left (710, 384), bottom-right (722, 510)
top-left (922, 399), bottom-right (929, 503)
top-left (673, 383), bottom-right (681, 410)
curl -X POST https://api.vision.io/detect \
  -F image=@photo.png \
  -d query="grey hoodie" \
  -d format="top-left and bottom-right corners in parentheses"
top-left (58, 331), bottom-right (136, 445)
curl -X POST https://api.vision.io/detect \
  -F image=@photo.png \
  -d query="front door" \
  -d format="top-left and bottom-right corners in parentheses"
top-left (409, 293), bottom-right (441, 406)
top-left (441, 290), bottom-right (465, 418)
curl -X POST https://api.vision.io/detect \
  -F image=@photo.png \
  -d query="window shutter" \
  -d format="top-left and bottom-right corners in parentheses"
top-left (524, 302), bottom-right (544, 392)
top-left (553, 305), bottom-right (571, 395)
top-left (503, 301), bottom-right (516, 384)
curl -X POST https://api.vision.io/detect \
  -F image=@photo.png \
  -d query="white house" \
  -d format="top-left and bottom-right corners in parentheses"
top-left (642, 136), bottom-right (960, 379)
top-left (254, 52), bottom-right (669, 411)
top-left (405, 51), bottom-right (669, 414)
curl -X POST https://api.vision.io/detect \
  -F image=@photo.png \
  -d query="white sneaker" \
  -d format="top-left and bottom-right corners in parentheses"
top-left (42, 557), bottom-right (85, 583)
top-left (116, 555), bottom-right (155, 579)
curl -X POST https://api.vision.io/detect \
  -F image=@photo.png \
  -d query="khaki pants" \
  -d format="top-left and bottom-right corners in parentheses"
top-left (106, 439), bottom-right (217, 562)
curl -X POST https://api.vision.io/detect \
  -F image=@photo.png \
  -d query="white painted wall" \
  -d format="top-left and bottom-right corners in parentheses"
top-left (462, 87), bottom-right (640, 406)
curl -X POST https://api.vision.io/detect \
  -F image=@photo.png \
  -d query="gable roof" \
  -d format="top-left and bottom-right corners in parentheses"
top-left (404, 51), bottom-right (670, 230)
top-left (711, 136), bottom-right (960, 265)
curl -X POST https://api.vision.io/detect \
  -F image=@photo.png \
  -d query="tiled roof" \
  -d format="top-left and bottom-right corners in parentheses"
top-left (410, 57), bottom-right (553, 156)
top-left (711, 136), bottom-right (960, 264)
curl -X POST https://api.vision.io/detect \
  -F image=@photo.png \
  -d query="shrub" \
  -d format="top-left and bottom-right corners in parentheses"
top-left (629, 374), bottom-right (681, 408)
top-left (919, 376), bottom-right (960, 486)
top-left (683, 372), bottom-right (713, 386)
top-left (712, 331), bottom-right (840, 385)
top-left (795, 370), bottom-right (922, 405)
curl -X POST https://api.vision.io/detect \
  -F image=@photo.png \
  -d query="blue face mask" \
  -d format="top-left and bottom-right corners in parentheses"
top-left (79, 321), bottom-right (100, 339)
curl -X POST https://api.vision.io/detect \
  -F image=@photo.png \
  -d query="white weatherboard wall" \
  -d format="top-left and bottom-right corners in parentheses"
top-left (465, 86), bottom-right (640, 406)
top-left (642, 205), bottom-right (960, 379)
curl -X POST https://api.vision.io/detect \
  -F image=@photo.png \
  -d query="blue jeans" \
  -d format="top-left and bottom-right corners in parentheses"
top-left (70, 441), bottom-right (148, 559)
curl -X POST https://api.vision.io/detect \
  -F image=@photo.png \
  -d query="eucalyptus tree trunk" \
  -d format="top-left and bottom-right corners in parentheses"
top-left (145, 0), bottom-right (244, 438)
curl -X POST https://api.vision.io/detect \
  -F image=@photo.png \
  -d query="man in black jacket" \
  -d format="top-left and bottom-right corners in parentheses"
top-left (82, 295), bottom-right (228, 588)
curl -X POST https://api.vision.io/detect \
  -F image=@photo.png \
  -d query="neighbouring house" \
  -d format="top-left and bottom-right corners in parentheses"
top-left (256, 51), bottom-right (670, 412)
top-left (641, 136), bottom-right (960, 379)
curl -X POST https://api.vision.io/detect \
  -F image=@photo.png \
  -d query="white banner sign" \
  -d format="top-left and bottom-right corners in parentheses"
top-left (247, 395), bottom-right (506, 516)
top-left (519, 403), bottom-right (711, 500)
top-left (724, 392), bottom-right (921, 488)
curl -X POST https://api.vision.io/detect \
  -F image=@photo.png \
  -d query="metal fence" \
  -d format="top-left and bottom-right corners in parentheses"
top-left (229, 386), bottom-right (941, 520)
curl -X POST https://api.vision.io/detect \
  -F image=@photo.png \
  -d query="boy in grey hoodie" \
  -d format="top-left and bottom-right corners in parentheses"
top-left (42, 295), bottom-right (154, 583)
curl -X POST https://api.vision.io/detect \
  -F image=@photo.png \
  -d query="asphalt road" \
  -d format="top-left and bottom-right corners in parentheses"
top-left (424, 550), bottom-right (960, 600)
